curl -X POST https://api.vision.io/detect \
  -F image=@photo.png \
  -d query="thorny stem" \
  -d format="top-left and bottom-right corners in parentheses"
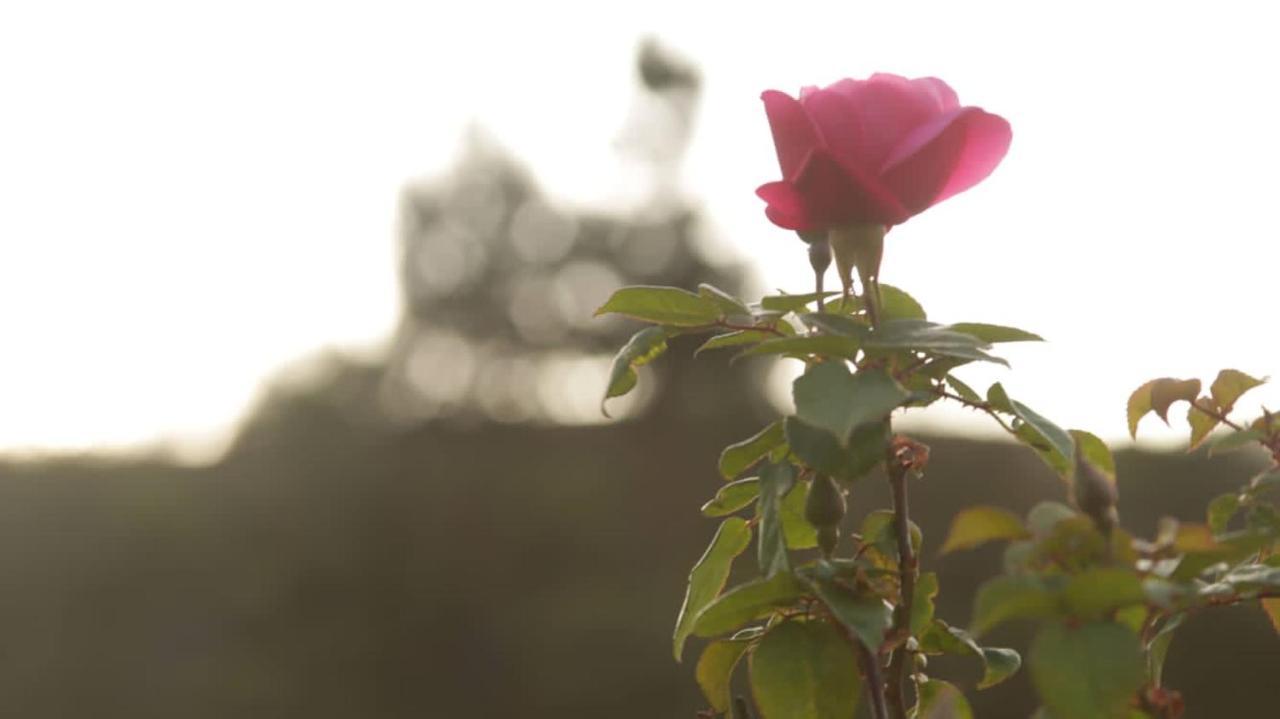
top-left (885, 444), bottom-right (917, 719)
top-left (933, 387), bottom-right (1017, 434)
top-left (1186, 400), bottom-right (1280, 459)
top-left (696, 320), bottom-right (788, 337)
top-left (852, 631), bottom-right (890, 719)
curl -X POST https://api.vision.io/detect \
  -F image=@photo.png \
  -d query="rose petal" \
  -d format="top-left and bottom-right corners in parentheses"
top-left (804, 77), bottom-right (947, 169)
top-left (761, 90), bottom-right (821, 179)
top-left (910, 77), bottom-right (959, 113)
top-left (756, 181), bottom-right (810, 228)
top-left (879, 107), bottom-right (1012, 214)
top-left (793, 150), bottom-right (907, 227)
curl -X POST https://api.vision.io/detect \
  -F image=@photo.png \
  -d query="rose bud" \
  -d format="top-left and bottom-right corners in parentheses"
top-left (1074, 450), bottom-right (1119, 533)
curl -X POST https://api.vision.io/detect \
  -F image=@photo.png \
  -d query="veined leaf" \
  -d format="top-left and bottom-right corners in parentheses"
top-left (1187, 397), bottom-right (1221, 450)
top-left (807, 578), bottom-right (893, 650)
top-left (947, 322), bottom-right (1044, 343)
top-left (971, 575), bottom-right (1059, 636)
top-left (1211, 369), bottom-right (1266, 413)
top-left (603, 326), bottom-right (668, 413)
top-left (1063, 568), bottom-right (1146, 620)
top-left (779, 479), bottom-right (818, 550)
top-left (673, 517), bottom-right (753, 660)
top-left (760, 290), bottom-right (840, 312)
top-left (738, 335), bottom-right (862, 361)
top-left (693, 572), bottom-right (807, 638)
top-left (1209, 427), bottom-right (1265, 456)
top-left (1030, 622), bottom-right (1144, 719)
top-left (696, 330), bottom-right (773, 356)
top-left (919, 620), bottom-right (1021, 689)
top-left (792, 364), bottom-right (908, 445)
top-left (757, 462), bottom-right (794, 577)
top-left (784, 417), bottom-right (886, 483)
top-left (719, 422), bottom-right (786, 480)
top-left (940, 506), bottom-right (1030, 554)
top-left (701, 478), bottom-right (760, 517)
top-left (696, 639), bottom-right (750, 713)
top-left (698, 283), bottom-right (751, 317)
top-left (911, 572), bottom-right (939, 636)
top-left (595, 285), bottom-right (721, 326)
top-left (749, 620), bottom-right (860, 719)
top-left (915, 679), bottom-right (974, 719)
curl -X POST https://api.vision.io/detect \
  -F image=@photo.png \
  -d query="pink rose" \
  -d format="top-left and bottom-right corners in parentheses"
top-left (756, 74), bottom-right (1012, 231)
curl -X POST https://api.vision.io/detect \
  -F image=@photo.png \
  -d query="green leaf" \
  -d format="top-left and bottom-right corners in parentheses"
top-left (1147, 614), bottom-right (1184, 686)
top-left (1063, 568), bottom-right (1146, 620)
top-left (595, 285), bottom-right (721, 326)
top-left (1209, 427), bottom-right (1265, 456)
top-left (701, 478), bottom-right (761, 517)
top-left (738, 335), bottom-right (862, 361)
top-left (1187, 397), bottom-right (1220, 450)
top-left (879, 284), bottom-right (927, 321)
top-left (760, 290), bottom-right (840, 312)
top-left (1214, 563), bottom-right (1280, 592)
top-left (1127, 379), bottom-right (1157, 438)
top-left (674, 517), bottom-right (754, 660)
top-left (915, 678), bottom-right (974, 719)
top-left (1027, 501), bottom-right (1078, 538)
top-left (1149, 377), bottom-right (1202, 424)
top-left (757, 463), bottom-right (795, 577)
top-left (698, 283), bottom-right (751, 317)
top-left (819, 283), bottom-right (925, 321)
top-left (919, 618), bottom-right (979, 656)
top-left (1211, 369), bottom-right (1266, 412)
top-left (1261, 597), bottom-right (1280, 636)
top-left (940, 506), bottom-right (1030, 554)
top-left (793, 364), bottom-right (909, 445)
top-left (1207, 492), bottom-right (1240, 534)
top-left (693, 572), bottom-right (807, 638)
top-left (798, 312), bottom-right (871, 339)
top-left (919, 621), bottom-right (1021, 689)
top-left (784, 417), bottom-right (886, 483)
top-left (603, 326), bottom-right (667, 412)
top-left (1170, 526), bottom-right (1275, 581)
top-left (861, 509), bottom-right (923, 559)
top-left (696, 639), bottom-right (750, 713)
top-left (986, 382), bottom-right (1015, 414)
top-left (864, 319), bottom-right (1008, 367)
top-left (1069, 429), bottom-right (1116, 484)
top-left (696, 330), bottom-right (774, 356)
top-left (719, 422), bottom-right (787, 480)
top-left (1250, 468), bottom-right (1280, 498)
top-left (947, 322), bottom-right (1044, 343)
top-left (1030, 622), bottom-right (1144, 719)
top-left (911, 572), bottom-right (939, 636)
top-left (979, 647), bottom-right (1023, 689)
top-left (946, 374), bottom-right (982, 403)
top-left (749, 620), bottom-right (860, 719)
top-left (807, 579), bottom-right (893, 650)
top-left (991, 391), bottom-right (1072, 475)
top-left (780, 479), bottom-right (818, 549)
top-left (971, 575), bottom-right (1059, 636)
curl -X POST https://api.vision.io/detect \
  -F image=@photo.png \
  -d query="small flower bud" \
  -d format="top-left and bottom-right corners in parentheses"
top-left (817, 525), bottom-right (840, 557)
top-left (1074, 451), bottom-right (1119, 532)
top-left (805, 474), bottom-right (846, 528)
top-left (806, 236), bottom-right (832, 276)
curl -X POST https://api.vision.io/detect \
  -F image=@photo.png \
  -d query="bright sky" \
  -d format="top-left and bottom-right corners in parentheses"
top-left (2, 1), bottom-right (1277, 458)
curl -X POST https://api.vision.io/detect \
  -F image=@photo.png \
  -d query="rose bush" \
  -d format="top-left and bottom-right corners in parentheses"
top-left (595, 71), bottom-right (1276, 719)
top-left (756, 74), bottom-right (1012, 231)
